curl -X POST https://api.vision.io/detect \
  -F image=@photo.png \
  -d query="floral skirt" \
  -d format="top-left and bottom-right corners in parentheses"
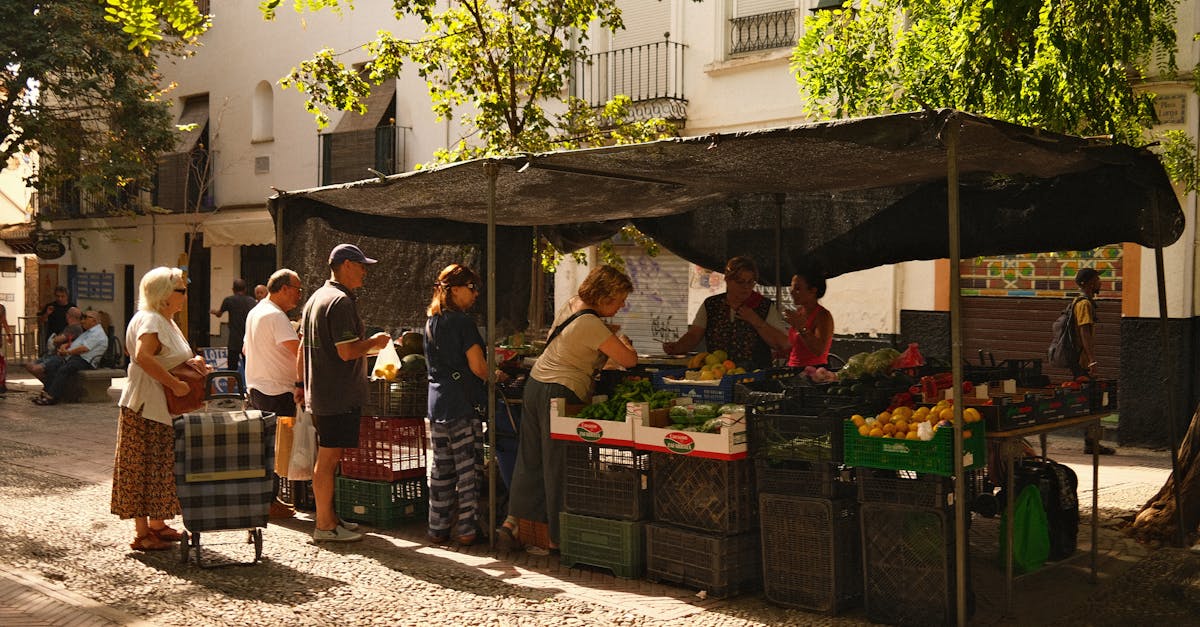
top-left (110, 406), bottom-right (181, 520)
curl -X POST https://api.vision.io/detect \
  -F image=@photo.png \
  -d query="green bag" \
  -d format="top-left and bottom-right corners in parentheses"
top-left (999, 484), bottom-right (1051, 573)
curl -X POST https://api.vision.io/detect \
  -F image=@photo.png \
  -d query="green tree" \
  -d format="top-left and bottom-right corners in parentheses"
top-left (1, 1), bottom-right (188, 213)
top-left (268, 0), bottom-right (678, 268)
top-left (792, 0), bottom-right (1178, 144)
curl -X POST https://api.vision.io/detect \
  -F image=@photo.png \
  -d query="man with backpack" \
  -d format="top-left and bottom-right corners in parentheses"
top-left (1071, 268), bottom-right (1114, 455)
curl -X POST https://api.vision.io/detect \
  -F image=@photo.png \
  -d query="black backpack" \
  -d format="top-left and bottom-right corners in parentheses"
top-left (1047, 297), bottom-right (1082, 369)
top-left (98, 332), bottom-right (127, 369)
top-left (1007, 457), bottom-right (1079, 560)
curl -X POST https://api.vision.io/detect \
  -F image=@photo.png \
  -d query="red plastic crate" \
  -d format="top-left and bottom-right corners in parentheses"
top-left (339, 417), bottom-right (427, 481)
top-left (516, 518), bottom-right (552, 550)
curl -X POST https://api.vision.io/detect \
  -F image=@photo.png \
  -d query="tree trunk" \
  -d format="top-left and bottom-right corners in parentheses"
top-left (1128, 402), bottom-right (1200, 545)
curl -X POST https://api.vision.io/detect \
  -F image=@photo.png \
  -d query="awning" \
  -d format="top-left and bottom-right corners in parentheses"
top-left (174, 97), bottom-right (210, 154)
top-left (200, 210), bottom-right (275, 247)
top-left (332, 78), bottom-right (397, 132)
top-left (0, 223), bottom-right (36, 254)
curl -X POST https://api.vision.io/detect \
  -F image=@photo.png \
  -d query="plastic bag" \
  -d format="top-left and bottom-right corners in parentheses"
top-left (999, 484), bottom-right (1050, 574)
top-left (274, 412), bottom-right (296, 478)
top-left (371, 337), bottom-right (402, 381)
top-left (288, 408), bottom-right (317, 481)
top-left (894, 342), bottom-right (925, 369)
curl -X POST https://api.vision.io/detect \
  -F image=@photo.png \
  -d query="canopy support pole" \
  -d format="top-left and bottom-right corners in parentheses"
top-left (774, 194), bottom-right (784, 306)
top-left (1152, 195), bottom-right (1185, 548)
top-left (944, 117), bottom-right (968, 627)
top-left (485, 161), bottom-right (499, 550)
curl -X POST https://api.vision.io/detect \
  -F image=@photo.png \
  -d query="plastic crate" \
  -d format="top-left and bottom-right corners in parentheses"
top-left (334, 475), bottom-right (427, 528)
top-left (651, 453), bottom-right (757, 535)
top-left (748, 398), bottom-right (846, 463)
top-left (860, 502), bottom-right (973, 626)
top-left (1001, 358), bottom-right (1049, 388)
top-left (563, 442), bottom-right (651, 521)
top-left (760, 495), bottom-right (861, 614)
top-left (645, 523), bottom-right (761, 598)
top-left (339, 417), bottom-right (428, 481)
top-left (842, 421), bottom-right (986, 476)
top-left (363, 378), bottom-right (428, 417)
top-left (283, 480), bottom-right (316, 512)
top-left (559, 512), bottom-right (645, 579)
top-left (516, 518), bottom-right (551, 550)
top-left (651, 368), bottom-right (769, 404)
top-left (755, 458), bottom-right (855, 499)
top-left (1058, 388), bottom-right (1092, 417)
top-left (857, 468), bottom-right (981, 510)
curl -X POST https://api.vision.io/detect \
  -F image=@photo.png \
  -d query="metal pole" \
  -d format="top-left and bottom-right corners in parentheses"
top-left (1151, 195), bottom-right (1185, 547)
top-left (485, 161), bottom-right (499, 550)
top-left (775, 193), bottom-right (784, 306)
top-left (944, 117), bottom-right (968, 627)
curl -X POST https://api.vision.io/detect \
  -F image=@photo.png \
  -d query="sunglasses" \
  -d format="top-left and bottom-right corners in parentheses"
top-left (174, 288), bottom-right (187, 294)
top-left (452, 283), bottom-right (479, 292)
top-left (289, 283), bottom-right (304, 292)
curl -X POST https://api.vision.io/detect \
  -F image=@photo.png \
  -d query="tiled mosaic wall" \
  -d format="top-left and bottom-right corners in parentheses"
top-left (958, 245), bottom-right (1122, 299)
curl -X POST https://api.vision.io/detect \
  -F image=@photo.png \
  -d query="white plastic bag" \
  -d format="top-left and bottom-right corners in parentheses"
top-left (371, 337), bottom-right (402, 380)
top-left (288, 408), bottom-right (317, 481)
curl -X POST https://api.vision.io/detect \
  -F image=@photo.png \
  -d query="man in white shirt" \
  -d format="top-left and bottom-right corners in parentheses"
top-left (244, 269), bottom-right (304, 518)
top-left (32, 310), bottom-right (108, 405)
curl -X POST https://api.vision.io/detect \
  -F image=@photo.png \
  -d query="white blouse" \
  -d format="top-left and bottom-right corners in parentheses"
top-left (118, 310), bottom-right (194, 425)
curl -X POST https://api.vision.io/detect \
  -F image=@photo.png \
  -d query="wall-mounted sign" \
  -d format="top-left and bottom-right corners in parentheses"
top-left (33, 238), bottom-right (66, 260)
top-left (1155, 93), bottom-right (1187, 126)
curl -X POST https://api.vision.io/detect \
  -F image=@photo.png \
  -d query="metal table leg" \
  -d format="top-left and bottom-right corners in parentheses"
top-left (1003, 437), bottom-right (1019, 615)
top-left (1088, 422), bottom-right (1101, 582)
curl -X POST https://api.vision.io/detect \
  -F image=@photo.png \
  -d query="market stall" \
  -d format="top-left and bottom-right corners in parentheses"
top-left (269, 109), bottom-right (1185, 625)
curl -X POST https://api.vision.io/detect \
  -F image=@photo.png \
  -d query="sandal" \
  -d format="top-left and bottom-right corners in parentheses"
top-left (427, 532), bottom-right (450, 544)
top-left (32, 396), bottom-right (56, 406)
top-left (130, 533), bottom-right (172, 551)
top-left (456, 534), bottom-right (478, 546)
top-left (149, 525), bottom-right (183, 542)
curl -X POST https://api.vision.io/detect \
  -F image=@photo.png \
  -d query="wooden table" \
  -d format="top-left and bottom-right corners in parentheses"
top-left (987, 413), bottom-right (1108, 614)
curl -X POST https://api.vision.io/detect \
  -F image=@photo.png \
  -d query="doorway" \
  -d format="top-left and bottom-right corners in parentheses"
top-left (185, 233), bottom-right (211, 350)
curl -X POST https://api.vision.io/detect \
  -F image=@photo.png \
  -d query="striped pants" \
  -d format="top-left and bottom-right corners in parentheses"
top-left (428, 419), bottom-right (483, 538)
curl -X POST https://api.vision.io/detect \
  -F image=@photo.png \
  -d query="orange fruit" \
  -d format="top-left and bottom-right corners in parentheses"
top-left (869, 427), bottom-right (884, 438)
top-left (722, 359), bottom-right (736, 370)
top-left (882, 423), bottom-right (896, 435)
top-left (851, 414), bottom-right (866, 427)
top-left (858, 424), bottom-right (871, 437)
top-left (906, 431), bottom-right (920, 440)
top-left (963, 429), bottom-right (973, 439)
top-left (939, 407), bottom-right (955, 422)
top-left (893, 420), bottom-right (908, 434)
top-left (876, 411), bottom-right (892, 424)
top-left (964, 408), bottom-right (981, 423)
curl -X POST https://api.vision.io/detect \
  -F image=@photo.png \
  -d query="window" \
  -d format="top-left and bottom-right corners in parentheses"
top-left (729, 0), bottom-right (800, 56)
top-left (252, 80), bottom-right (274, 143)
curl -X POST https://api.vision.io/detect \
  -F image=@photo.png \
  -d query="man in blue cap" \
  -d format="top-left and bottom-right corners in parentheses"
top-left (298, 244), bottom-right (391, 542)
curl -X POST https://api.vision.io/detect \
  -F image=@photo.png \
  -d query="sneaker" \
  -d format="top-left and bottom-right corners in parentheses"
top-left (337, 519), bottom-right (360, 532)
top-left (312, 525), bottom-right (363, 543)
top-left (1084, 443), bottom-right (1116, 455)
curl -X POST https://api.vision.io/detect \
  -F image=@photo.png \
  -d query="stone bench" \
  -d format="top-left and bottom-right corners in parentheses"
top-left (64, 368), bottom-right (127, 403)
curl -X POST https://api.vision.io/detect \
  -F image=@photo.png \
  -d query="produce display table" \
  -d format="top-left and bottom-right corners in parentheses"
top-left (987, 412), bottom-right (1108, 614)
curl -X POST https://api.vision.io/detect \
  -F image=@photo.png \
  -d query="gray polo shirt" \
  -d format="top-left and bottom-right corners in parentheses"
top-left (300, 281), bottom-right (367, 415)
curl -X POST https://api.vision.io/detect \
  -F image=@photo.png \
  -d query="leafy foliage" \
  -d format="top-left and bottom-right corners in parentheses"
top-left (792, 0), bottom-right (1179, 145)
top-left (2, 1), bottom-right (180, 212)
top-left (103, 0), bottom-right (209, 53)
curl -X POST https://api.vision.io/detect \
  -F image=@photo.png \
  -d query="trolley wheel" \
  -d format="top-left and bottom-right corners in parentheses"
top-left (179, 531), bottom-right (190, 564)
top-left (252, 529), bottom-right (263, 561)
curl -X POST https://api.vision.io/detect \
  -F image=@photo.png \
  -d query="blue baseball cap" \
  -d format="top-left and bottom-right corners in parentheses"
top-left (329, 244), bottom-right (377, 265)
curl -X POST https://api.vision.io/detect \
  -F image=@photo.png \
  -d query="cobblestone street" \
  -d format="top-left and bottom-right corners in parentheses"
top-left (0, 381), bottom-right (1184, 626)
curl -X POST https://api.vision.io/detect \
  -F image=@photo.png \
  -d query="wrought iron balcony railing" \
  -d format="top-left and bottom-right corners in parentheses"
top-left (570, 35), bottom-right (687, 122)
top-left (36, 182), bottom-right (143, 219)
top-left (318, 124), bottom-right (408, 186)
top-left (730, 8), bottom-right (800, 55)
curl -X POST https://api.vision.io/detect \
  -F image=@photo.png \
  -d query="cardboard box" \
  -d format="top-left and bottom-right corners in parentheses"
top-left (630, 401), bottom-right (748, 460)
top-left (549, 397), bottom-right (635, 446)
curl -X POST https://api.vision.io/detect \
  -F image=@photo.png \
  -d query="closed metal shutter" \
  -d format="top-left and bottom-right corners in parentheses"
top-left (736, 0), bottom-right (796, 16)
top-left (612, 1), bottom-right (671, 48)
top-left (609, 245), bottom-right (691, 355)
top-left (960, 296), bottom-right (1122, 383)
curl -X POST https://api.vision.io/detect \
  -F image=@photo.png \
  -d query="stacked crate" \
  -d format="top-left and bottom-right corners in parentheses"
top-left (748, 394), bottom-right (862, 614)
top-left (559, 440), bottom-right (651, 578)
top-left (335, 379), bottom-right (429, 528)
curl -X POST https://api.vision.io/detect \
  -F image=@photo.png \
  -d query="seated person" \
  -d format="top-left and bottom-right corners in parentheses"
top-left (36, 307), bottom-right (83, 360)
top-left (31, 310), bottom-right (109, 406)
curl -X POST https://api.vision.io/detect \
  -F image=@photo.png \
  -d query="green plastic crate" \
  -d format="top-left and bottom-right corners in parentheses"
top-left (842, 421), bottom-right (986, 476)
top-left (335, 475), bottom-right (427, 528)
top-left (559, 512), bottom-right (645, 579)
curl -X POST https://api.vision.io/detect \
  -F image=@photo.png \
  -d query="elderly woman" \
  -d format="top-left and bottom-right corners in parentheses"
top-left (111, 267), bottom-right (207, 551)
top-left (423, 263), bottom-right (488, 545)
top-left (662, 256), bottom-right (789, 370)
top-left (508, 265), bottom-right (638, 552)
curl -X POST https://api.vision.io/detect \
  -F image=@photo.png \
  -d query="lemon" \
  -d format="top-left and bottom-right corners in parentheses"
top-left (964, 407), bottom-right (982, 423)
top-left (939, 407), bottom-right (955, 422)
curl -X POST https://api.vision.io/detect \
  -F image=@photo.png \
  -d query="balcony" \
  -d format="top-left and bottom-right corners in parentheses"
top-left (570, 35), bottom-right (688, 125)
top-left (36, 182), bottom-right (143, 219)
top-left (318, 125), bottom-right (408, 186)
top-left (729, 9), bottom-right (799, 55)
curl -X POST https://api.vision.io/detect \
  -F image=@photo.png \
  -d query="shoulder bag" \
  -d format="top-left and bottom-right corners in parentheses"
top-left (166, 359), bottom-right (207, 415)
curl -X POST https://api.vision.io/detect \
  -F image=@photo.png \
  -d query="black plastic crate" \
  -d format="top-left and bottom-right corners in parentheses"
top-left (860, 502), bottom-right (973, 626)
top-left (1089, 379), bottom-right (1118, 412)
top-left (857, 468), bottom-right (980, 510)
top-left (760, 495), bottom-right (861, 614)
top-left (363, 378), bottom-right (427, 417)
top-left (564, 442), bottom-right (651, 521)
top-left (283, 480), bottom-right (316, 512)
top-left (645, 523), bottom-right (761, 598)
top-left (754, 458), bottom-right (855, 500)
top-left (651, 454), bottom-right (756, 535)
top-left (748, 398), bottom-right (847, 463)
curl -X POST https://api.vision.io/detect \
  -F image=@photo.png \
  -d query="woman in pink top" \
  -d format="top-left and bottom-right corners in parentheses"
top-left (785, 269), bottom-right (834, 367)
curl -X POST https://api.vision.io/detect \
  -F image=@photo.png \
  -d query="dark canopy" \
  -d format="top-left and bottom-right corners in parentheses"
top-left (271, 109), bottom-right (1184, 330)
